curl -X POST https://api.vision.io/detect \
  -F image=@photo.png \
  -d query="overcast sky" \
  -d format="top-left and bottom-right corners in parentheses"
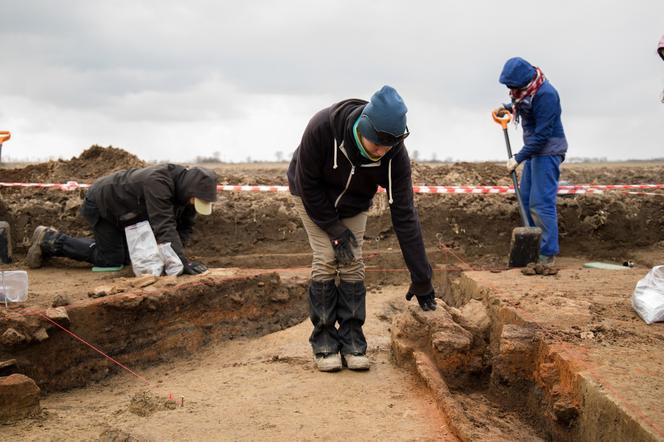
top-left (0, 0), bottom-right (662, 163)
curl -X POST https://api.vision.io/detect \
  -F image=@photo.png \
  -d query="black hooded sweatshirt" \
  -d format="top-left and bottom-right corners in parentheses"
top-left (287, 99), bottom-right (433, 295)
top-left (85, 164), bottom-right (218, 260)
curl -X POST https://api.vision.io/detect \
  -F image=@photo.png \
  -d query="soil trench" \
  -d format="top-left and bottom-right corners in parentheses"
top-left (2, 285), bottom-right (455, 442)
top-left (1, 148), bottom-right (664, 440)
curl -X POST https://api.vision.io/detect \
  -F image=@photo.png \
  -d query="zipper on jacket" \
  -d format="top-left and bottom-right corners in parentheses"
top-left (335, 165), bottom-right (355, 208)
top-left (334, 145), bottom-right (355, 208)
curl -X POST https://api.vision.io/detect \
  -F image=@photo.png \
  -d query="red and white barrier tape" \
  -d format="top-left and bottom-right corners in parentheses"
top-left (1, 181), bottom-right (663, 195)
top-left (0, 181), bottom-right (90, 190)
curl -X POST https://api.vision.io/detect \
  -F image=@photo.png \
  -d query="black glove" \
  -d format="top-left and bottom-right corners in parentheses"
top-left (331, 229), bottom-right (358, 266)
top-left (406, 289), bottom-right (437, 311)
top-left (182, 260), bottom-right (208, 275)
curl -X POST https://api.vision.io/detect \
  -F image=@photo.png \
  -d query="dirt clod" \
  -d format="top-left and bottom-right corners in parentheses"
top-left (99, 428), bottom-right (145, 442)
top-left (128, 390), bottom-right (174, 417)
top-left (130, 275), bottom-right (159, 288)
top-left (45, 307), bottom-right (70, 326)
top-left (521, 263), bottom-right (559, 276)
top-left (1, 328), bottom-right (28, 347)
top-left (32, 328), bottom-right (49, 342)
top-left (51, 294), bottom-right (71, 307)
top-left (89, 285), bottom-right (120, 298)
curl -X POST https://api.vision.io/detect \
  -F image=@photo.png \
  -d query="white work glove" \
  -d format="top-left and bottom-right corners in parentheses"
top-left (506, 157), bottom-right (519, 173)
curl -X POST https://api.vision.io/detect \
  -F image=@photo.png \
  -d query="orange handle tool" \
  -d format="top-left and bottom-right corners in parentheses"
top-left (491, 110), bottom-right (511, 129)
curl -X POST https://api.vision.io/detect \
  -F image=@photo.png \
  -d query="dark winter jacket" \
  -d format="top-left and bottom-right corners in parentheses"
top-left (287, 99), bottom-right (433, 295)
top-left (499, 58), bottom-right (568, 163)
top-left (85, 164), bottom-right (218, 259)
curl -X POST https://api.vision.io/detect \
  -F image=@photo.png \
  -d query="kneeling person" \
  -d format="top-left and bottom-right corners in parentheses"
top-left (27, 163), bottom-right (218, 275)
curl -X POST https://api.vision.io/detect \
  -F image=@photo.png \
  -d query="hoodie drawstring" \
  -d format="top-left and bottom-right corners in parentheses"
top-left (333, 138), bottom-right (338, 169)
top-left (388, 158), bottom-right (394, 205)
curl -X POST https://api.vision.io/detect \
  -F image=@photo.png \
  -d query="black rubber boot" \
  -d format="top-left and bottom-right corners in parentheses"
top-left (26, 226), bottom-right (60, 268)
top-left (337, 280), bottom-right (367, 356)
top-left (26, 226), bottom-right (96, 268)
top-left (308, 279), bottom-right (340, 356)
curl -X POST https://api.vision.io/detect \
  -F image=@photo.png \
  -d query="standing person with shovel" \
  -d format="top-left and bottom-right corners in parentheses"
top-left (494, 57), bottom-right (568, 266)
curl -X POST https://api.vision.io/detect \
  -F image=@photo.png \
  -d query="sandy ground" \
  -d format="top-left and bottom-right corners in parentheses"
top-left (2, 285), bottom-right (456, 442)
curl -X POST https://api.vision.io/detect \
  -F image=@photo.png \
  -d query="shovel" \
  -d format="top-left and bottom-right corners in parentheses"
top-left (492, 110), bottom-right (541, 267)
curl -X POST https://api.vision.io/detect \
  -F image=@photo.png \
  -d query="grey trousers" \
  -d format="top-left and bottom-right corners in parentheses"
top-left (292, 197), bottom-right (368, 282)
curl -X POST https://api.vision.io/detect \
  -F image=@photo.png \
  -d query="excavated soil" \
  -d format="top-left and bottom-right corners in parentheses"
top-left (1, 147), bottom-right (663, 440)
top-left (1, 147), bottom-right (663, 267)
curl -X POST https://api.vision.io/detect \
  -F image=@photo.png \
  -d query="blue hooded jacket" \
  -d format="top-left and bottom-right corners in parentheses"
top-left (499, 57), bottom-right (568, 163)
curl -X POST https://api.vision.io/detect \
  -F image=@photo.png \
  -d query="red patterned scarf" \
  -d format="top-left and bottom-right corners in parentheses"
top-left (509, 66), bottom-right (545, 124)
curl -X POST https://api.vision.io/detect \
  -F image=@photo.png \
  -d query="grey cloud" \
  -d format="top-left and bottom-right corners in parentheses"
top-left (0, 0), bottom-right (662, 161)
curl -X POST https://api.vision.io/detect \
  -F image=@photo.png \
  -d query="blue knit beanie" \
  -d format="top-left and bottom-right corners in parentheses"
top-left (358, 85), bottom-right (408, 145)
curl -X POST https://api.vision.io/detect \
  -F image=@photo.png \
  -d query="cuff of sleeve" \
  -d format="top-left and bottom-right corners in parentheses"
top-left (514, 152), bottom-right (525, 164)
top-left (325, 223), bottom-right (348, 240)
top-left (408, 280), bottom-right (434, 296)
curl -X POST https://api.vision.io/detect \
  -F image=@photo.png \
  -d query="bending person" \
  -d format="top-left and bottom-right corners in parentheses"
top-left (27, 163), bottom-right (218, 275)
top-left (288, 85), bottom-right (436, 373)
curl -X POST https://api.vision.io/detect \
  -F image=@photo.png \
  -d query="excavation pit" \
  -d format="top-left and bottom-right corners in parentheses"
top-left (392, 259), bottom-right (664, 441)
top-left (0, 268), bottom-right (309, 393)
top-left (2, 151), bottom-right (664, 438)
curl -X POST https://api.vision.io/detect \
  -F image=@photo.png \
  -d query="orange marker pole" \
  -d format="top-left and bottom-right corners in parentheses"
top-left (0, 131), bottom-right (11, 163)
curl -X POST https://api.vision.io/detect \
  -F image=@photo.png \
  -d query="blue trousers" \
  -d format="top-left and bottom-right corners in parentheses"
top-left (519, 155), bottom-right (562, 257)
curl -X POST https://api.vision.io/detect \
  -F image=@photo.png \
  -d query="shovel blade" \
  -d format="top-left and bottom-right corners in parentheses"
top-left (508, 226), bottom-right (542, 267)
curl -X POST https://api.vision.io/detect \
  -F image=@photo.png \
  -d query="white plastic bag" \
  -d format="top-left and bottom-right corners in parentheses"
top-left (125, 221), bottom-right (164, 277)
top-left (632, 265), bottom-right (664, 324)
top-left (159, 243), bottom-right (184, 276)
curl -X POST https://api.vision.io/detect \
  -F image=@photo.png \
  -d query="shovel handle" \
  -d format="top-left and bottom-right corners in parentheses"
top-left (0, 131), bottom-right (10, 144)
top-left (491, 110), bottom-right (511, 129)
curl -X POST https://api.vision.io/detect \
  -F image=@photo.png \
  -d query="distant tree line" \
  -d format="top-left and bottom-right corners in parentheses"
top-left (191, 149), bottom-right (664, 164)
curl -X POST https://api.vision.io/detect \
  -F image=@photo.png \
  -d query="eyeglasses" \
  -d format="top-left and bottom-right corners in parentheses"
top-left (362, 115), bottom-right (410, 147)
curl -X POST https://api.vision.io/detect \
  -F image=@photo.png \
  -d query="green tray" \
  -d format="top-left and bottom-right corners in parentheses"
top-left (91, 265), bottom-right (124, 272)
top-left (583, 262), bottom-right (630, 270)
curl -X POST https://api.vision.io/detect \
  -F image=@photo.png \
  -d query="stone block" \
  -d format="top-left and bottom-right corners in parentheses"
top-left (458, 300), bottom-right (491, 337)
top-left (33, 328), bottom-right (49, 342)
top-left (0, 328), bottom-right (28, 348)
top-left (45, 307), bottom-right (70, 326)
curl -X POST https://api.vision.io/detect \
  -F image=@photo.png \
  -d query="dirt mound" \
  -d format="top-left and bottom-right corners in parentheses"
top-left (1, 161), bottom-right (663, 265)
top-left (0, 145), bottom-right (145, 183)
top-left (412, 162), bottom-right (512, 186)
top-left (214, 168), bottom-right (288, 186)
top-left (561, 164), bottom-right (664, 185)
